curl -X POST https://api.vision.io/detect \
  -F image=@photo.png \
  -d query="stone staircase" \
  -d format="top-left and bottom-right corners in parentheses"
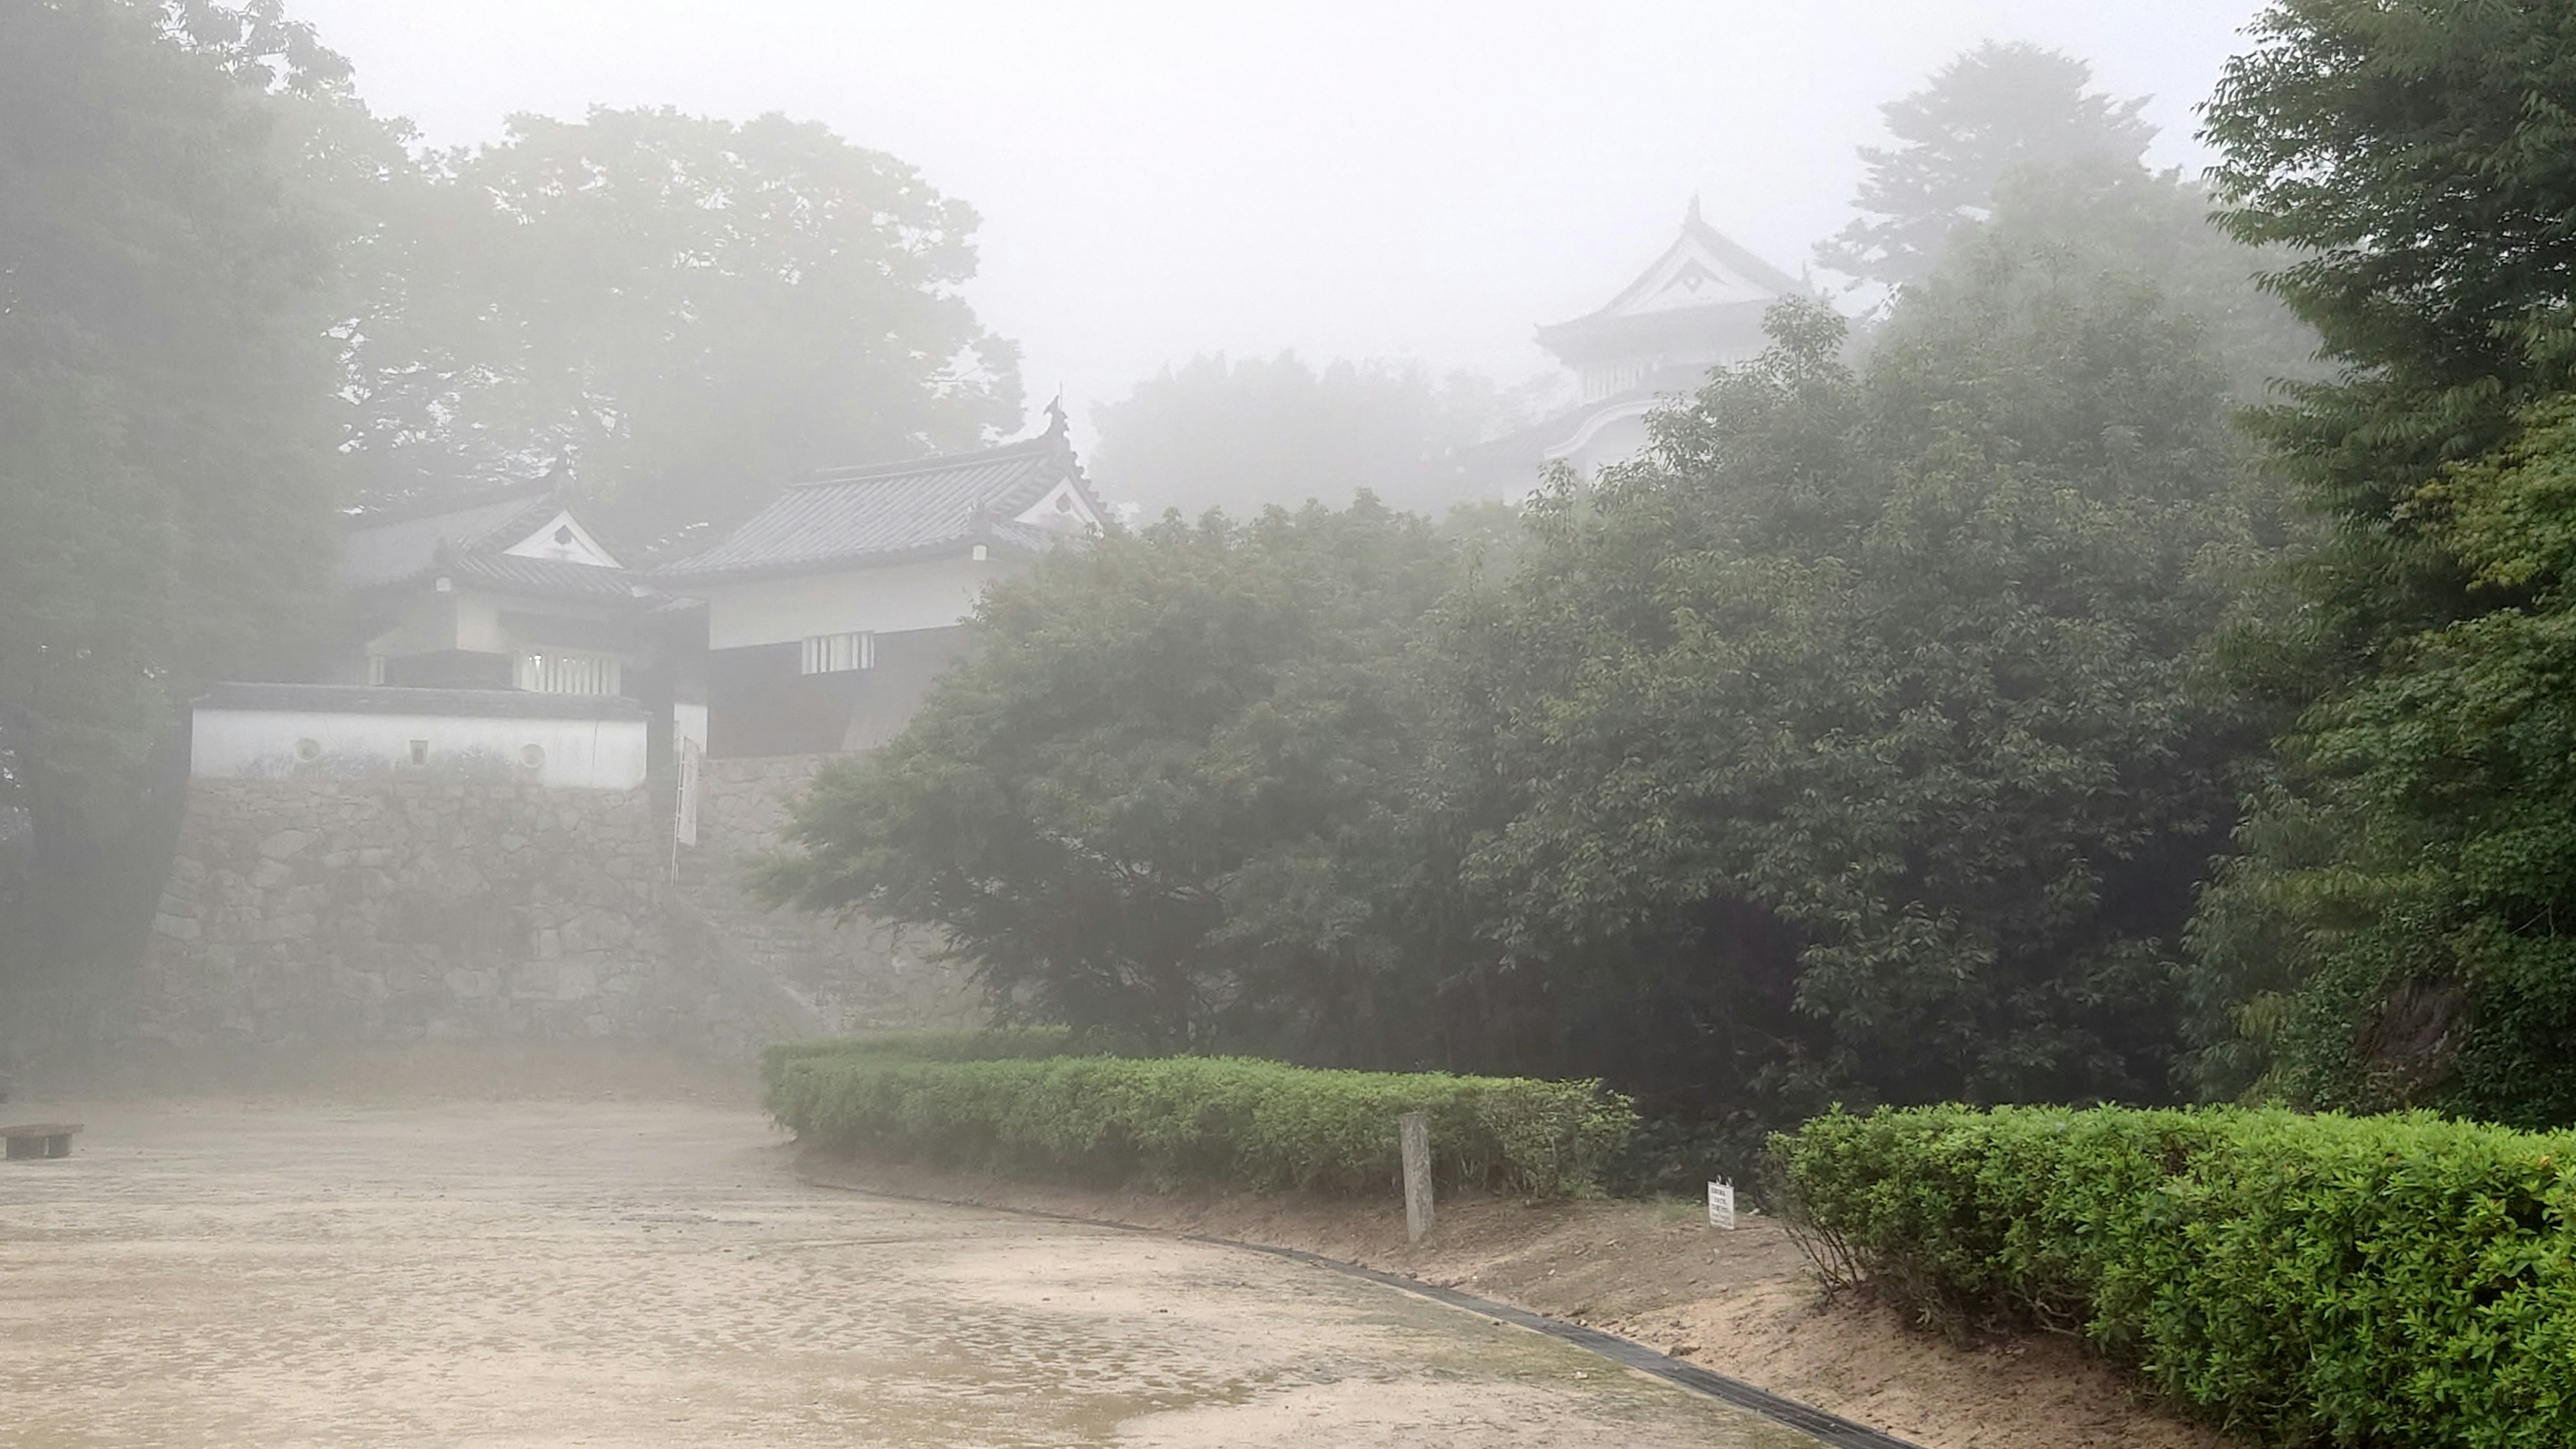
top-left (666, 842), bottom-right (975, 1038)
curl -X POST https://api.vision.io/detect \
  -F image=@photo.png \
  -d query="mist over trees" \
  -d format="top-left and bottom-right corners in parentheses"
top-left (1819, 41), bottom-right (2157, 294)
top-left (12, 0), bottom-right (2576, 1146)
top-left (337, 107), bottom-right (1022, 547)
top-left (767, 62), bottom-right (2302, 1144)
top-left (0, 0), bottom-right (344, 998)
top-left (1087, 353), bottom-right (1548, 519)
top-left (772, 2), bottom-right (2576, 1148)
top-left (0, 0), bottom-right (1022, 1008)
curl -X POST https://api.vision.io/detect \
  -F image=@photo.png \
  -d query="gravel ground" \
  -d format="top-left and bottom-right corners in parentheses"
top-left (0, 1099), bottom-right (1825, 1448)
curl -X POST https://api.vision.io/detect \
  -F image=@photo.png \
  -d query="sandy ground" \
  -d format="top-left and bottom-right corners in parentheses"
top-left (0, 1095), bottom-right (1824, 1449)
top-left (806, 1159), bottom-right (2232, 1449)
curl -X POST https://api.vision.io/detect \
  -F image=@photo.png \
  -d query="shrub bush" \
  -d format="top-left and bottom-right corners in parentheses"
top-left (765, 1036), bottom-right (1635, 1198)
top-left (1774, 1104), bottom-right (2576, 1448)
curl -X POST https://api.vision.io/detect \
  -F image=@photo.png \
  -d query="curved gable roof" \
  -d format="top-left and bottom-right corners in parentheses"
top-left (1538, 200), bottom-right (1805, 363)
top-left (340, 484), bottom-right (558, 592)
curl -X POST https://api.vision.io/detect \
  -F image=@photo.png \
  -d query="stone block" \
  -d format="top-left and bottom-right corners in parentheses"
top-left (256, 829), bottom-right (315, 861)
top-left (554, 959), bottom-right (598, 1000)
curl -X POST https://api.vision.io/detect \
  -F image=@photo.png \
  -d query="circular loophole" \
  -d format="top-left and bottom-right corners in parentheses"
top-left (519, 743), bottom-right (545, 769)
top-left (292, 738), bottom-right (321, 763)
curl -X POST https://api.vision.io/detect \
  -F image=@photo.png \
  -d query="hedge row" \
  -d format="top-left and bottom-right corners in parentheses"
top-left (763, 1035), bottom-right (1635, 1198)
top-left (1774, 1105), bottom-right (2576, 1448)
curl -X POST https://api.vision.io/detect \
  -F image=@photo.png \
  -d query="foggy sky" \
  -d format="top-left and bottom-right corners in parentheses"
top-left (290, 0), bottom-right (2269, 431)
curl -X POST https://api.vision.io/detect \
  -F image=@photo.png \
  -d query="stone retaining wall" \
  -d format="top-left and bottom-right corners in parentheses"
top-left (698, 752), bottom-right (839, 847)
top-left (687, 753), bottom-right (977, 1036)
top-left (133, 758), bottom-right (978, 1059)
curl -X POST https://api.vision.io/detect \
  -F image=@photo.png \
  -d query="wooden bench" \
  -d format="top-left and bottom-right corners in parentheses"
top-left (2, 1123), bottom-right (80, 1159)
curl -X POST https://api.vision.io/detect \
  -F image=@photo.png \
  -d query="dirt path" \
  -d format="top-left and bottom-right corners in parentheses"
top-left (804, 1157), bottom-right (2229, 1449)
top-left (0, 1099), bottom-right (1825, 1448)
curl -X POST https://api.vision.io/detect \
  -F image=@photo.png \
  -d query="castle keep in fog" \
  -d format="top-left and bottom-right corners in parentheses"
top-left (1466, 200), bottom-right (1806, 493)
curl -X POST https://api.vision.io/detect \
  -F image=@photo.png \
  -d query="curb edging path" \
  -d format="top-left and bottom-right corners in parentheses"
top-left (794, 1162), bottom-right (1927, 1449)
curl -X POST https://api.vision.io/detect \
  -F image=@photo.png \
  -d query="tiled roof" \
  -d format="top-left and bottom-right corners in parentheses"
top-left (195, 683), bottom-right (647, 721)
top-left (661, 429), bottom-right (1096, 582)
top-left (444, 551), bottom-right (649, 602)
top-left (1537, 202), bottom-right (1804, 362)
top-left (342, 486), bottom-right (653, 608)
top-left (340, 486), bottom-right (557, 592)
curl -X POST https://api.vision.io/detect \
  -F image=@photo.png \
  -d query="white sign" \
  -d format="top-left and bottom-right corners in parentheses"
top-left (1707, 1178), bottom-right (1737, 1230)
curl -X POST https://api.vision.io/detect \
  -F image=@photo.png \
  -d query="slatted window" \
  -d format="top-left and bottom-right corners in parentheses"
top-left (800, 631), bottom-right (876, 674)
top-left (516, 650), bottom-right (621, 695)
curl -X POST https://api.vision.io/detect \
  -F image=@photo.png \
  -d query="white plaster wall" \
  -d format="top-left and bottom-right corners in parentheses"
top-left (453, 594), bottom-right (506, 654)
top-left (369, 594), bottom-right (461, 657)
top-left (192, 708), bottom-right (649, 790)
top-left (698, 554), bottom-right (1016, 651)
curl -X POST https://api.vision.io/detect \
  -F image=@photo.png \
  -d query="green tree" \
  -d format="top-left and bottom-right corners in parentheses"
top-left (1819, 41), bottom-right (2156, 293)
top-left (1089, 352), bottom-right (1536, 521)
top-left (0, 0), bottom-right (340, 999)
top-left (761, 499), bottom-right (1464, 1056)
top-left (349, 107), bottom-right (1022, 547)
top-left (2186, 0), bottom-right (2576, 1119)
top-left (1458, 250), bottom-right (2261, 1118)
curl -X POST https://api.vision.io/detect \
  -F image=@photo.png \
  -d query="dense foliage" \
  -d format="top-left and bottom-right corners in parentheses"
top-left (1451, 253), bottom-right (2261, 1121)
top-left (366, 107), bottom-right (1021, 545)
top-left (770, 162), bottom-right (2281, 1136)
top-left (762, 498), bottom-right (1468, 1059)
top-left (1817, 42), bottom-right (2155, 294)
top-left (2185, 0), bottom-right (2576, 1122)
top-left (1088, 352), bottom-right (1541, 520)
top-left (0, 0), bottom-right (341, 1004)
top-left (763, 1034), bottom-right (1635, 1198)
top-left (0, 1), bottom-right (1022, 1030)
top-left (1776, 1104), bottom-right (2576, 1448)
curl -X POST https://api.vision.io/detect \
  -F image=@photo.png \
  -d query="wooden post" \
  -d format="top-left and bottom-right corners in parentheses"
top-left (1399, 1112), bottom-right (1434, 1243)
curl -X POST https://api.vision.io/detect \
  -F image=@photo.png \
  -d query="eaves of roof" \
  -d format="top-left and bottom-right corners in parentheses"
top-left (659, 429), bottom-right (1099, 584)
top-left (443, 551), bottom-right (654, 604)
top-left (195, 682), bottom-right (648, 722)
top-left (649, 519), bottom-right (1070, 588)
top-left (1535, 297), bottom-right (1776, 360)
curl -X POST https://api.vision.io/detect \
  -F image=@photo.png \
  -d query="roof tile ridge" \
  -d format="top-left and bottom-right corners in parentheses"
top-left (792, 432), bottom-right (1061, 488)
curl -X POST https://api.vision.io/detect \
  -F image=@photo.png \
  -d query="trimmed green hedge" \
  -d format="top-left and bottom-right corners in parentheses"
top-left (1774, 1105), bottom-right (2576, 1448)
top-left (764, 1035), bottom-right (1635, 1198)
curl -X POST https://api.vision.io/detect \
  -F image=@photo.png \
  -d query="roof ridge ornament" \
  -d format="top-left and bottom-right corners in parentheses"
top-left (1043, 390), bottom-right (1069, 439)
